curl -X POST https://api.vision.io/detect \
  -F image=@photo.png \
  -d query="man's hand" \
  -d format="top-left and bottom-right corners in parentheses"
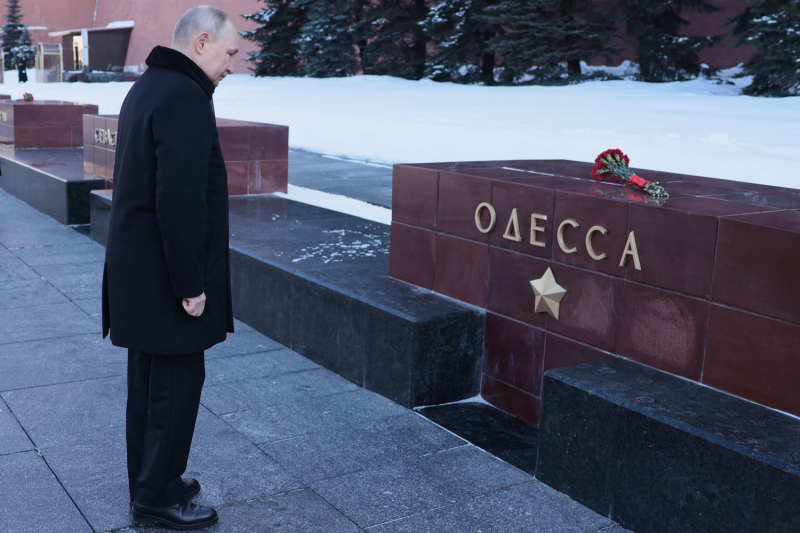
top-left (182, 292), bottom-right (206, 317)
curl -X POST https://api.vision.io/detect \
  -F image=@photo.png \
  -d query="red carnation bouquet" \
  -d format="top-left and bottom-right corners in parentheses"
top-left (591, 149), bottom-right (668, 198)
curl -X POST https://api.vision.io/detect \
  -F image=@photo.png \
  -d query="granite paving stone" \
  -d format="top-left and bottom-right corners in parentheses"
top-left (0, 277), bottom-right (69, 310)
top-left (260, 412), bottom-right (466, 483)
top-left (216, 387), bottom-right (409, 445)
top-left (0, 451), bottom-right (93, 533)
top-left (31, 260), bottom-right (104, 300)
top-left (365, 481), bottom-right (616, 533)
top-left (201, 368), bottom-right (362, 417)
top-left (0, 255), bottom-right (42, 289)
top-left (0, 301), bottom-right (99, 345)
top-left (204, 330), bottom-right (285, 360)
top-left (0, 243), bottom-right (13, 258)
top-left (115, 489), bottom-right (363, 533)
top-left (2, 375), bottom-right (126, 449)
top-left (0, 222), bottom-right (90, 248)
top-left (73, 297), bottom-right (102, 316)
top-left (204, 348), bottom-right (320, 387)
top-left (0, 397), bottom-right (34, 455)
top-left (11, 241), bottom-right (106, 266)
top-left (0, 334), bottom-right (126, 391)
top-left (310, 445), bottom-right (532, 528)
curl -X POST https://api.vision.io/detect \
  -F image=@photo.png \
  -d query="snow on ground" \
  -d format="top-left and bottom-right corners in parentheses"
top-left (275, 184), bottom-right (391, 224)
top-left (5, 67), bottom-right (799, 190)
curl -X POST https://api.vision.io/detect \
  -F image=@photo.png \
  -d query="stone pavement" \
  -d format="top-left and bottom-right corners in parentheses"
top-left (0, 186), bottom-right (629, 533)
top-left (289, 149), bottom-right (393, 208)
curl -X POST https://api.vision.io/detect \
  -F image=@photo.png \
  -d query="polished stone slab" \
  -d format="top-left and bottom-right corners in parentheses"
top-left (537, 358), bottom-right (800, 533)
top-left (0, 451), bottom-right (93, 533)
top-left (72, 297), bottom-right (101, 316)
top-left (366, 481), bottom-right (616, 533)
top-left (311, 445), bottom-right (531, 528)
top-left (0, 149), bottom-right (106, 225)
top-left (418, 401), bottom-right (539, 475)
top-left (261, 411), bottom-right (465, 483)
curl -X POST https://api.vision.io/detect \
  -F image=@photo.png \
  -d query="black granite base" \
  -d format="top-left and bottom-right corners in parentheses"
top-left (418, 402), bottom-right (539, 475)
top-left (536, 358), bottom-right (800, 533)
top-left (0, 149), bottom-right (106, 225)
top-left (89, 190), bottom-right (112, 246)
top-left (227, 197), bottom-right (484, 408)
top-left (92, 194), bottom-right (484, 409)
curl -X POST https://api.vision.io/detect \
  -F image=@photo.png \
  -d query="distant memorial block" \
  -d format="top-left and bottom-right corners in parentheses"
top-left (0, 100), bottom-right (98, 148)
top-left (389, 160), bottom-right (800, 425)
top-left (83, 115), bottom-right (288, 194)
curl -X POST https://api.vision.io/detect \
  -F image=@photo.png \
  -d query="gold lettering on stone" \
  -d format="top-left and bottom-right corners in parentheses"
top-left (585, 225), bottom-right (608, 261)
top-left (619, 231), bottom-right (642, 270)
top-left (475, 202), bottom-right (496, 234)
top-left (503, 208), bottom-right (522, 242)
top-left (530, 214), bottom-right (547, 247)
top-left (94, 128), bottom-right (116, 146)
top-left (557, 219), bottom-right (579, 254)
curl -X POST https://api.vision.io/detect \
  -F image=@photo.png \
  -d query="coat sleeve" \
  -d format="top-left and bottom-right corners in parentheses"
top-left (152, 88), bottom-right (213, 299)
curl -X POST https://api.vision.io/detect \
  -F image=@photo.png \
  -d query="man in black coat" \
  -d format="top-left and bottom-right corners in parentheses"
top-left (101, 6), bottom-right (238, 530)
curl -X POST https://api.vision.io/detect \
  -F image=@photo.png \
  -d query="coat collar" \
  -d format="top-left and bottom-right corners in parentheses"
top-left (145, 45), bottom-right (215, 99)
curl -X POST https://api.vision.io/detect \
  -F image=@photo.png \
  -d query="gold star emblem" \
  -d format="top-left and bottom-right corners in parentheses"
top-left (530, 267), bottom-right (567, 320)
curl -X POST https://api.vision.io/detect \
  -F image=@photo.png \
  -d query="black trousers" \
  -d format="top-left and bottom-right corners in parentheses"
top-left (126, 348), bottom-right (205, 506)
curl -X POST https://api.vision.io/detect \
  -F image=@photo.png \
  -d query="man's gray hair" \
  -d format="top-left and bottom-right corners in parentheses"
top-left (172, 5), bottom-right (235, 48)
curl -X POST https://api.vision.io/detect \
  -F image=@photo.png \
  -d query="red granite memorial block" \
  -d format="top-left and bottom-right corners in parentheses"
top-left (0, 100), bottom-right (97, 148)
top-left (437, 171), bottom-right (493, 242)
top-left (617, 281), bottom-right (709, 380)
top-left (552, 189), bottom-right (630, 277)
top-left (489, 180), bottom-right (555, 258)
top-left (392, 164), bottom-right (439, 229)
top-left (713, 209), bottom-right (800, 325)
top-left (625, 202), bottom-right (719, 298)
top-left (542, 333), bottom-right (612, 374)
top-left (388, 222), bottom-right (436, 289)
top-left (433, 232), bottom-right (489, 307)
top-left (248, 160), bottom-right (289, 195)
top-left (483, 312), bottom-right (546, 396)
top-left (389, 159), bottom-right (800, 424)
top-left (548, 263), bottom-right (624, 352)
top-left (486, 247), bottom-right (549, 327)
top-left (481, 374), bottom-right (541, 425)
top-left (703, 304), bottom-right (800, 418)
top-left (83, 115), bottom-right (289, 194)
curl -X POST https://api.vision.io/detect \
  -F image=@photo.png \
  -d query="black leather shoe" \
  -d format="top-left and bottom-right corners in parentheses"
top-left (129, 478), bottom-right (201, 505)
top-left (131, 498), bottom-right (217, 530)
top-left (183, 478), bottom-right (201, 499)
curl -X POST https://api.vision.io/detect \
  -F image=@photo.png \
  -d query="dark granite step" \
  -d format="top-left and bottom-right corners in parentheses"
top-left (417, 402), bottom-right (539, 475)
top-left (536, 357), bottom-right (800, 533)
top-left (0, 147), bottom-right (106, 225)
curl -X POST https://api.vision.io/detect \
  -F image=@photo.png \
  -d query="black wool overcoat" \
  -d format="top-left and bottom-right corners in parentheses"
top-left (102, 46), bottom-right (234, 354)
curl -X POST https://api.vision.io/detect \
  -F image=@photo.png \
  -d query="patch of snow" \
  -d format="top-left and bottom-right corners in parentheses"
top-left (2, 70), bottom-right (797, 191)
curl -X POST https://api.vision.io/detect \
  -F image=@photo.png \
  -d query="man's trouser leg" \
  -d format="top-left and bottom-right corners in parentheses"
top-left (126, 348), bottom-right (205, 507)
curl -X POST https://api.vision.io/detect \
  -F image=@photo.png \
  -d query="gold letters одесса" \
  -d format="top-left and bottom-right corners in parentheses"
top-left (474, 202), bottom-right (642, 271)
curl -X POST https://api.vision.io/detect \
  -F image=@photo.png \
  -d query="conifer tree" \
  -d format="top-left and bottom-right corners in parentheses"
top-left (292, 0), bottom-right (359, 77)
top-left (357, 0), bottom-right (429, 80)
top-left (730, 0), bottom-right (800, 96)
top-left (2, 0), bottom-right (33, 70)
top-left (623, 0), bottom-right (718, 82)
top-left (242, 0), bottom-right (307, 76)
top-left (482, 0), bottom-right (619, 84)
top-left (422, 0), bottom-right (502, 84)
